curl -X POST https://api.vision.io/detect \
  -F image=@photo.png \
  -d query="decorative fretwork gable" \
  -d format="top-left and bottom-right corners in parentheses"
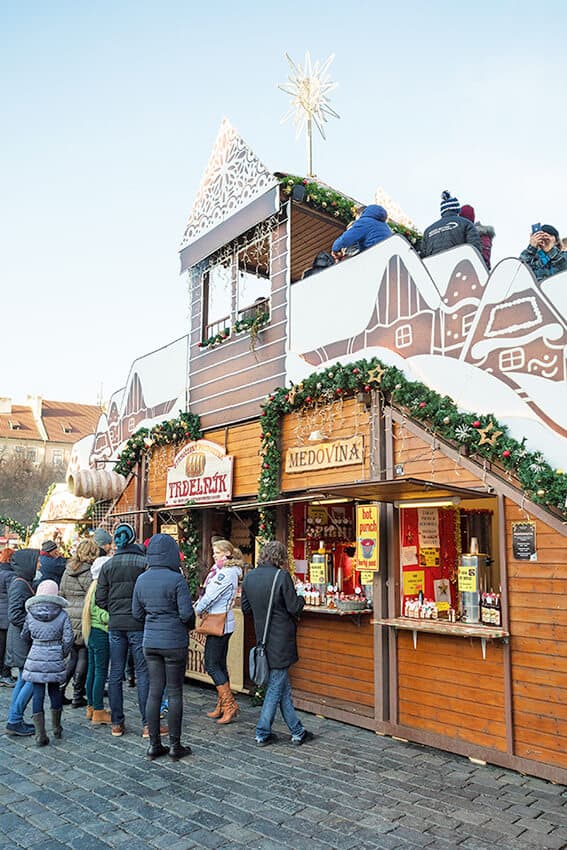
top-left (180, 118), bottom-right (278, 251)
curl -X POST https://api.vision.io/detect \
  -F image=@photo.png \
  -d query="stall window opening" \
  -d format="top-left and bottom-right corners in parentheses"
top-left (203, 262), bottom-right (232, 340)
top-left (398, 502), bottom-right (499, 625)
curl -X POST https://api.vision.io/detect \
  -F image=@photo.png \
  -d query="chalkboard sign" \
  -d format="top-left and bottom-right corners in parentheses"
top-left (512, 521), bottom-right (537, 561)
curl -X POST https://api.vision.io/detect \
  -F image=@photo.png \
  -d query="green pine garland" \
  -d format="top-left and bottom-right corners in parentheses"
top-left (114, 411), bottom-right (202, 477)
top-left (0, 515), bottom-right (27, 541)
top-left (178, 511), bottom-right (201, 596)
top-left (278, 174), bottom-right (421, 245)
top-left (198, 327), bottom-right (231, 349)
top-left (257, 358), bottom-right (567, 521)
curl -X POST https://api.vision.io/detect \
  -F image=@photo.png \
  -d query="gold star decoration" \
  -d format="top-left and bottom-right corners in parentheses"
top-left (367, 365), bottom-right (385, 385)
top-left (477, 422), bottom-right (503, 447)
top-left (438, 580), bottom-right (449, 596)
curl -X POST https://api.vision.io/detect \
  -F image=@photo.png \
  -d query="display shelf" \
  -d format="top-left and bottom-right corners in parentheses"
top-left (373, 617), bottom-right (509, 659)
top-left (302, 605), bottom-right (372, 625)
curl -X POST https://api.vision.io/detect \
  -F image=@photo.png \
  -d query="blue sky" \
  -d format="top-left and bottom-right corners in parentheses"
top-left (2, 1), bottom-right (566, 404)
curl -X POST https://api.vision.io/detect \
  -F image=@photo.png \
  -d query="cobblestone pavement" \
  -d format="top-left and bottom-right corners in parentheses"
top-left (1, 682), bottom-right (567, 850)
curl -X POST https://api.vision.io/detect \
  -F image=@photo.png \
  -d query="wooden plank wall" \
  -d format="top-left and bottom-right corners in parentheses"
top-left (291, 613), bottom-right (374, 714)
top-left (187, 219), bottom-right (288, 431)
top-left (289, 203), bottom-right (344, 283)
top-left (393, 422), bottom-right (483, 487)
top-left (506, 499), bottom-right (567, 771)
top-left (281, 398), bottom-right (371, 492)
top-left (113, 476), bottom-right (137, 514)
top-left (397, 631), bottom-right (507, 751)
top-left (146, 422), bottom-right (262, 506)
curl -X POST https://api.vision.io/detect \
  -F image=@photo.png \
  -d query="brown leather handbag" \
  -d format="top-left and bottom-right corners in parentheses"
top-left (195, 611), bottom-right (227, 636)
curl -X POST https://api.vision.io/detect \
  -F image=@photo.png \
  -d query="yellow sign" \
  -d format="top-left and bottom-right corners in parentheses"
top-left (436, 601), bottom-right (450, 612)
top-left (403, 570), bottom-right (425, 596)
top-left (356, 504), bottom-right (379, 571)
top-left (359, 570), bottom-right (375, 585)
top-left (419, 547), bottom-right (440, 567)
top-left (309, 562), bottom-right (326, 584)
top-left (160, 524), bottom-right (178, 541)
top-left (458, 565), bottom-right (478, 592)
top-left (285, 436), bottom-right (364, 473)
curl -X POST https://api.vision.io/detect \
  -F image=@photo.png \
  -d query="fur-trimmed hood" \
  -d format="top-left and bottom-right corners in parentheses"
top-left (476, 222), bottom-right (495, 238)
top-left (26, 594), bottom-right (68, 616)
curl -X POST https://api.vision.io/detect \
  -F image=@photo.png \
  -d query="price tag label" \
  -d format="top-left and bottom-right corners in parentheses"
top-left (309, 563), bottom-right (326, 584)
top-left (359, 570), bottom-right (375, 584)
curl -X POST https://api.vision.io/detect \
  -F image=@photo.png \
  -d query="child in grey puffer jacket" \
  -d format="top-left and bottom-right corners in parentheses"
top-left (22, 579), bottom-right (73, 745)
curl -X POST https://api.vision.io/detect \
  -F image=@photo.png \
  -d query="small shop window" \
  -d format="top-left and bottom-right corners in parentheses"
top-left (499, 348), bottom-right (524, 372)
top-left (237, 244), bottom-right (270, 319)
top-left (399, 502), bottom-right (500, 626)
top-left (203, 262), bottom-right (232, 340)
top-left (395, 323), bottom-right (413, 349)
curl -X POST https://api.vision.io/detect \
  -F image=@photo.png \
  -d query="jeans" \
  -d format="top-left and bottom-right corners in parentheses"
top-left (32, 682), bottom-right (63, 714)
top-left (85, 627), bottom-right (109, 710)
top-left (7, 670), bottom-right (33, 724)
top-left (204, 633), bottom-right (231, 685)
top-left (143, 647), bottom-right (186, 742)
top-left (108, 630), bottom-right (148, 726)
top-left (256, 667), bottom-right (304, 742)
top-left (64, 643), bottom-right (88, 700)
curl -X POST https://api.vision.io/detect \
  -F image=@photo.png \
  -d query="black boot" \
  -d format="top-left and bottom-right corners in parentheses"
top-left (169, 738), bottom-right (191, 761)
top-left (32, 712), bottom-right (49, 747)
top-left (51, 709), bottom-right (63, 739)
top-left (146, 736), bottom-right (169, 760)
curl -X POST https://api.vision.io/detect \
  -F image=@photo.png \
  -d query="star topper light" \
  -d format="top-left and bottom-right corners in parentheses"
top-left (278, 52), bottom-right (340, 177)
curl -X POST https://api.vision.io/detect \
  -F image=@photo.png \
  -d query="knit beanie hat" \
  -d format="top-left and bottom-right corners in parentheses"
top-left (93, 528), bottom-right (112, 547)
top-left (440, 190), bottom-right (460, 216)
top-left (541, 224), bottom-right (560, 242)
top-left (460, 204), bottom-right (475, 222)
top-left (114, 522), bottom-right (136, 549)
top-left (41, 540), bottom-right (57, 553)
top-left (37, 579), bottom-right (59, 597)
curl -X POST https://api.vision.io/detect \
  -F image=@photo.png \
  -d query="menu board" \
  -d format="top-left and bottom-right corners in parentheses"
top-left (512, 521), bottom-right (537, 561)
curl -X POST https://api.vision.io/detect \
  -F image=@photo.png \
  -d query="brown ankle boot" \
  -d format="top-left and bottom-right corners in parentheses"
top-left (91, 709), bottom-right (112, 725)
top-left (217, 682), bottom-right (239, 725)
top-left (86, 705), bottom-right (94, 720)
top-left (206, 687), bottom-right (223, 719)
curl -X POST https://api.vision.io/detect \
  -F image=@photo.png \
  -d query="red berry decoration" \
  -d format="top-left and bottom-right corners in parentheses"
top-left (305, 396), bottom-right (312, 403)
top-left (473, 420), bottom-right (481, 428)
top-left (419, 402), bottom-right (426, 409)
top-left (364, 385), bottom-right (371, 393)
top-left (263, 463), bottom-right (269, 469)
top-left (502, 450), bottom-right (511, 458)
top-left (352, 368), bottom-right (359, 374)
top-left (336, 388), bottom-right (342, 394)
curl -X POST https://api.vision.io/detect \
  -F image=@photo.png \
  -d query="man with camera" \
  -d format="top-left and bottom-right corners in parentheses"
top-left (520, 224), bottom-right (567, 282)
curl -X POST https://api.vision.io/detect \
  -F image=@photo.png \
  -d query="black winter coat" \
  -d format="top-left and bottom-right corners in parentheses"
top-left (0, 561), bottom-right (15, 630)
top-left (6, 549), bottom-right (39, 669)
top-left (241, 563), bottom-right (304, 669)
top-left (132, 564), bottom-right (195, 650)
top-left (95, 544), bottom-right (147, 631)
top-left (420, 213), bottom-right (481, 259)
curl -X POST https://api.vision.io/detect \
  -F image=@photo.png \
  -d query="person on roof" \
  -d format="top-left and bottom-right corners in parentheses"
top-left (460, 204), bottom-right (496, 270)
top-left (520, 225), bottom-right (567, 282)
top-left (331, 205), bottom-right (392, 258)
top-left (420, 191), bottom-right (481, 259)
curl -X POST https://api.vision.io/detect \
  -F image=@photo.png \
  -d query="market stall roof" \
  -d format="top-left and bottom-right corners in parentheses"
top-left (308, 478), bottom-right (494, 504)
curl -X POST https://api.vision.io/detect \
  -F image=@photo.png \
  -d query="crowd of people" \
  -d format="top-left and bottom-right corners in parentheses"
top-left (303, 189), bottom-right (566, 282)
top-left (0, 526), bottom-right (313, 759)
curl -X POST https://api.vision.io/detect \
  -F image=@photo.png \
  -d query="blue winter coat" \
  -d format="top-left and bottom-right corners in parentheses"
top-left (332, 205), bottom-right (392, 254)
top-left (21, 594), bottom-right (73, 684)
top-left (37, 554), bottom-right (67, 586)
top-left (132, 564), bottom-right (195, 650)
top-left (0, 561), bottom-right (15, 630)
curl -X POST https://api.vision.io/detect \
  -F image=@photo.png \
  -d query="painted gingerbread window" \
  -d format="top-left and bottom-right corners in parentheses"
top-left (395, 323), bottom-right (413, 349)
top-left (499, 348), bottom-right (525, 371)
